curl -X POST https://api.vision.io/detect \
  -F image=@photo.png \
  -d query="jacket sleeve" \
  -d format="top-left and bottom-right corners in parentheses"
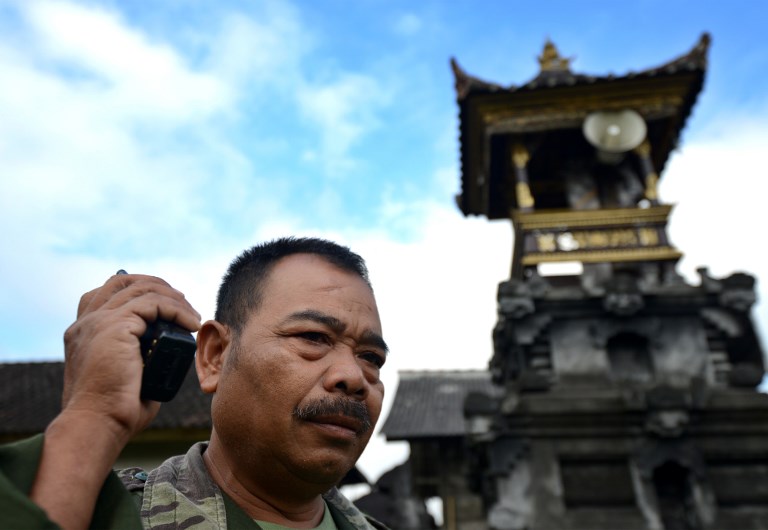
top-left (0, 434), bottom-right (143, 530)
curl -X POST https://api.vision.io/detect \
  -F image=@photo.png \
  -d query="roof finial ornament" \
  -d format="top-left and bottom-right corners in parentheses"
top-left (538, 39), bottom-right (571, 72)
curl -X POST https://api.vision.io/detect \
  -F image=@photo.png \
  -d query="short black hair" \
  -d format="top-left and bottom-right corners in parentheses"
top-left (215, 237), bottom-right (371, 332)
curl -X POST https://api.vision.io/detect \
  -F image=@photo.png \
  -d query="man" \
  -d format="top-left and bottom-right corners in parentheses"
top-left (0, 237), bottom-right (388, 529)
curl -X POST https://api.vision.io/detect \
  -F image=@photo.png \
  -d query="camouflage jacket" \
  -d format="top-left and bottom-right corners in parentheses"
top-left (117, 442), bottom-right (387, 530)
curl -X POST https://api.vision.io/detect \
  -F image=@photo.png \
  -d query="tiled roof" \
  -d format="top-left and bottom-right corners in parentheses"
top-left (380, 370), bottom-right (501, 440)
top-left (0, 362), bottom-right (211, 437)
top-left (451, 33), bottom-right (710, 100)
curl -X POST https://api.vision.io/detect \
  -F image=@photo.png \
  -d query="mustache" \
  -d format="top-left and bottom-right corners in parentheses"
top-left (293, 397), bottom-right (372, 435)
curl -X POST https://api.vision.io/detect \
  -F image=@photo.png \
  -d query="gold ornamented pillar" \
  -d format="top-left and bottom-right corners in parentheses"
top-left (512, 143), bottom-right (535, 213)
top-left (634, 141), bottom-right (660, 205)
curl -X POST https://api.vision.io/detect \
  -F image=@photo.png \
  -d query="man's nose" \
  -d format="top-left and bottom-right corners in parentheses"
top-left (324, 348), bottom-right (368, 399)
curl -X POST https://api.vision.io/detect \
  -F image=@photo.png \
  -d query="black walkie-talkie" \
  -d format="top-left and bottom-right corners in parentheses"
top-left (117, 270), bottom-right (197, 402)
top-left (138, 319), bottom-right (197, 401)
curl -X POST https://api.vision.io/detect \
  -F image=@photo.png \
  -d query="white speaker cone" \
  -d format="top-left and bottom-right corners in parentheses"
top-left (583, 110), bottom-right (647, 153)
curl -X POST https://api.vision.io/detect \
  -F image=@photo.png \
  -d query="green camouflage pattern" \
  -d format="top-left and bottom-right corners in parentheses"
top-left (117, 442), bottom-right (386, 530)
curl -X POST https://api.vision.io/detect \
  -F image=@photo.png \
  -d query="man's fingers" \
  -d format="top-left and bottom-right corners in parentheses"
top-left (116, 292), bottom-right (202, 333)
top-left (77, 273), bottom-right (201, 331)
top-left (77, 272), bottom-right (134, 317)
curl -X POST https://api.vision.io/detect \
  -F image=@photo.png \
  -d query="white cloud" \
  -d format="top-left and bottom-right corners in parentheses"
top-left (393, 13), bottom-right (422, 36)
top-left (363, 208), bottom-right (511, 371)
top-left (296, 72), bottom-right (392, 176)
top-left (660, 123), bottom-right (768, 354)
top-left (0, 2), bottom-right (241, 255)
top-left (204, 4), bottom-right (310, 92)
top-left (24, 1), bottom-right (230, 122)
top-left (200, 2), bottom-right (393, 178)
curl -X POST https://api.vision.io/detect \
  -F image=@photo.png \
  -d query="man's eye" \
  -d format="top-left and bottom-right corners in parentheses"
top-left (360, 352), bottom-right (385, 369)
top-left (298, 332), bottom-right (329, 344)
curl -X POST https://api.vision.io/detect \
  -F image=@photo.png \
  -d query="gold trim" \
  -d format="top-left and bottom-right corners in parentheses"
top-left (522, 246), bottom-right (682, 265)
top-left (634, 140), bottom-right (651, 157)
top-left (645, 172), bottom-right (659, 201)
top-left (511, 144), bottom-right (530, 168)
top-left (638, 227), bottom-right (659, 246)
top-left (481, 94), bottom-right (685, 129)
top-left (485, 106), bottom-right (679, 134)
top-left (516, 182), bottom-right (535, 208)
top-left (512, 205), bottom-right (673, 229)
top-left (572, 228), bottom-right (638, 249)
top-left (538, 40), bottom-right (571, 72)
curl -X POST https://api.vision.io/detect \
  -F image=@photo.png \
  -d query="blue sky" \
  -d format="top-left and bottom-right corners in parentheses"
top-left (2, 0), bottom-right (768, 480)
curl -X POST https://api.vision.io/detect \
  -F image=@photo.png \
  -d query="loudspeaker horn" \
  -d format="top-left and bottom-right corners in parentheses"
top-left (583, 109), bottom-right (647, 153)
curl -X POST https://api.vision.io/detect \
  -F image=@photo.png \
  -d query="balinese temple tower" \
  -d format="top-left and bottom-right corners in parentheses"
top-left (381, 34), bottom-right (768, 530)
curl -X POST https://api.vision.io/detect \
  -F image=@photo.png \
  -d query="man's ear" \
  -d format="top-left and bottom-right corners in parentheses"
top-left (196, 320), bottom-right (231, 394)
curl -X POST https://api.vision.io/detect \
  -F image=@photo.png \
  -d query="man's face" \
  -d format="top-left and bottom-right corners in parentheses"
top-left (211, 253), bottom-right (386, 488)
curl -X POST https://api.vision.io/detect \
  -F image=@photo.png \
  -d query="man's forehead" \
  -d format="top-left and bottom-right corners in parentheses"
top-left (269, 253), bottom-right (335, 277)
top-left (260, 254), bottom-right (375, 308)
top-left (266, 253), bottom-right (370, 291)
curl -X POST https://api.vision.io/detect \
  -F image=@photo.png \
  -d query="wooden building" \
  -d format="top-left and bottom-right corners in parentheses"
top-left (0, 361), bottom-right (212, 470)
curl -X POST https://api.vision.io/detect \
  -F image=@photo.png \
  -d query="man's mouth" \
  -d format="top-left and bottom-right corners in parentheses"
top-left (293, 397), bottom-right (372, 435)
top-left (307, 414), bottom-right (365, 435)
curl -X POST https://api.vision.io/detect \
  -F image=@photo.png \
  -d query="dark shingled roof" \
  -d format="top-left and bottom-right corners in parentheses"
top-left (0, 362), bottom-right (212, 438)
top-left (451, 33), bottom-right (710, 99)
top-left (381, 370), bottom-right (502, 440)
